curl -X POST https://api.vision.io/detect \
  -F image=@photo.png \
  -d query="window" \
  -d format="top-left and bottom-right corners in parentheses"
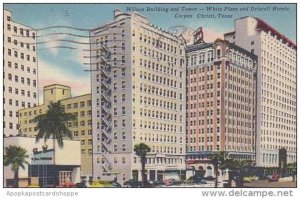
top-left (9, 122), bottom-right (13, 129)
top-left (122, 106), bottom-right (125, 115)
top-left (122, 81), bottom-right (125, 89)
top-left (80, 101), bottom-right (85, 107)
top-left (73, 103), bottom-right (78, 108)
top-left (7, 16), bottom-right (11, 21)
top-left (7, 24), bottom-right (11, 31)
top-left (122, 56), bottom-right (125, 64)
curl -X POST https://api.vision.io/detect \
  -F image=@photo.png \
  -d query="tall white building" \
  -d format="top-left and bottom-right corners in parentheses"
top-left (90, 10), bottom-right (186, 183)
top-left (224, 17), bottom-right (296, 167)
top-left (3, 10), bottom-right (38, 136)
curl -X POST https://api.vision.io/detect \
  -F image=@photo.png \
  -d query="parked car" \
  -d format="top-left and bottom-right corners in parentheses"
top-left (193, 176), bottom-right (207, 184)
top-left (143, 180), bottom-right (155, 188)
top-left (268, 173), bottom-right (279, 182)
top-left (109, 181), bottom-right (122, 188)
top-left (123, 180), bottom-right (142, 188)
top-left (153, 180), bottom-right (164, 186)
top-left (204, 176), bottom-right (215, 181)
top-left (163, 179), bottom-right (174, 186)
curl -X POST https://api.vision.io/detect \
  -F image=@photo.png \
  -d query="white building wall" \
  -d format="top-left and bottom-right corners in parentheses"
top-left (91, 11), bottom-right (186, 183)
top-left (225, 16), bottom-right (296, 167)
top-left (3, 10), bottom-right (38, 136)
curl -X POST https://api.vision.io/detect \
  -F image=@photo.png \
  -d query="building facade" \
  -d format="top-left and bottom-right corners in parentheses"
top-left (90, 10), bottom-right (186, 183)
top-left (186, 39), bottom-right (257, 162)
top-left (4, 136), bottom-right (81, 187)
top-left (3, 9), bottom-right (38, 136)
top-left (18, 84), bottom-right (93, 177)
top-left (224, 17), bottom-right (296, 167)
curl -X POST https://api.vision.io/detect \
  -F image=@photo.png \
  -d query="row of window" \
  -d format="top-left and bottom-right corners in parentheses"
top-left (138, 58), bottom-right (184, 78)
top-left (139, 70), bottom-right (182, 89)
top-left (5, 60), bottom-right (37, 74)
top-left (134, 120), bottom-right (183, 133)
top-left (64, 100), bottom-right (92, 109)
top-left (6, 48), bottom-right (36, 62)
top-left (6, 23), bottom-right (36, 39)
top-left (5, 73), bottom-right (37, 87)
top-left (137, 108), bottom-right (181, 122)
top-left (139, 83), bottom-right (183, 101)
top-left (262, 61), bottom-right (295, 86)
top-left (4, 86), bottom-right (37, 98)
top-left (6, 37), bottom-right (36, 51)
top-left (136, 45), bottom-right (183, 67)
top-left (4, 98), bottom-right (35, 108)
top-left (188, 136), bottom-right (252, 144)
top-left (74, 129), bottom-right (92, 136)
top-left (137, 31), bottom-right (183, 55)
top-left (139, 96), bottom-right (180, 111)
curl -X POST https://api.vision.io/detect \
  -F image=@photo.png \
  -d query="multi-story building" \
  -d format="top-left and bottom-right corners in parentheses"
top-left (90, 10), bottom-right (186, 183)
top-left (3, 9), bottom-right (38, 136)
top-left (18, 84), bottom-right (93, 177)
top-left (224, 17), bottom-right (296, 167)
top-left (185, 39), bottom-right (257, 164)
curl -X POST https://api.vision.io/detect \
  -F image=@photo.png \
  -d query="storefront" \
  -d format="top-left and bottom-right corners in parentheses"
top-left (4, 136), bottom-right (81, 187)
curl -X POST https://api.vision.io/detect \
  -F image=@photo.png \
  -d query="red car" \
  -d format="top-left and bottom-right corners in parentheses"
top-left (268, 174), bottom-right (279, 182)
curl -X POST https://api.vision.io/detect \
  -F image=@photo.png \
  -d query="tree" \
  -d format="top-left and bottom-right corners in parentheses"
top-left (134, 143), bottom-right (151, 187)
top-left (220, 158), bottom-right (238, 188)
top-left (4, 145), bottom-right (29, 187)
top-left (286, 163), bottom-right (296, 182)
top-left (209, 151), bottom-right (226, 188)
top-left (33, 102), bottom-right (76, 164)
top-left (235, 160), bottom-right (253, 187)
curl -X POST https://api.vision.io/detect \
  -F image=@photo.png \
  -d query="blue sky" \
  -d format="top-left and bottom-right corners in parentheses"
top-left (4, 3), bottom-right (296, 103)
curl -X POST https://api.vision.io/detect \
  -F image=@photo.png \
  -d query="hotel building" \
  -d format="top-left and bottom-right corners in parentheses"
top-left (90, 10), bottom-right (186, 183)
top-left (18, 84), bottom-right (93, 177)
top-left (224, 17), bottom-right (296, 167)
top-left (3, 9), bottom-right (38, 136)
top-left (186, 39), bottom-right (257, 163)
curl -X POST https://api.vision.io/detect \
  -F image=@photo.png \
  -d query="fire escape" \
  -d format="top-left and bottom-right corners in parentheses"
top-left (99, 44), bottom-right (112, 173)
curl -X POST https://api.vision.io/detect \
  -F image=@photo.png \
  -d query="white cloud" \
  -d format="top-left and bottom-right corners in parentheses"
top-left (38, 59), bottom-right (90, 104)
top-left (74, 37), bottom-right (90, 69)
top-left (42, 33), bottom-right (68, 55)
